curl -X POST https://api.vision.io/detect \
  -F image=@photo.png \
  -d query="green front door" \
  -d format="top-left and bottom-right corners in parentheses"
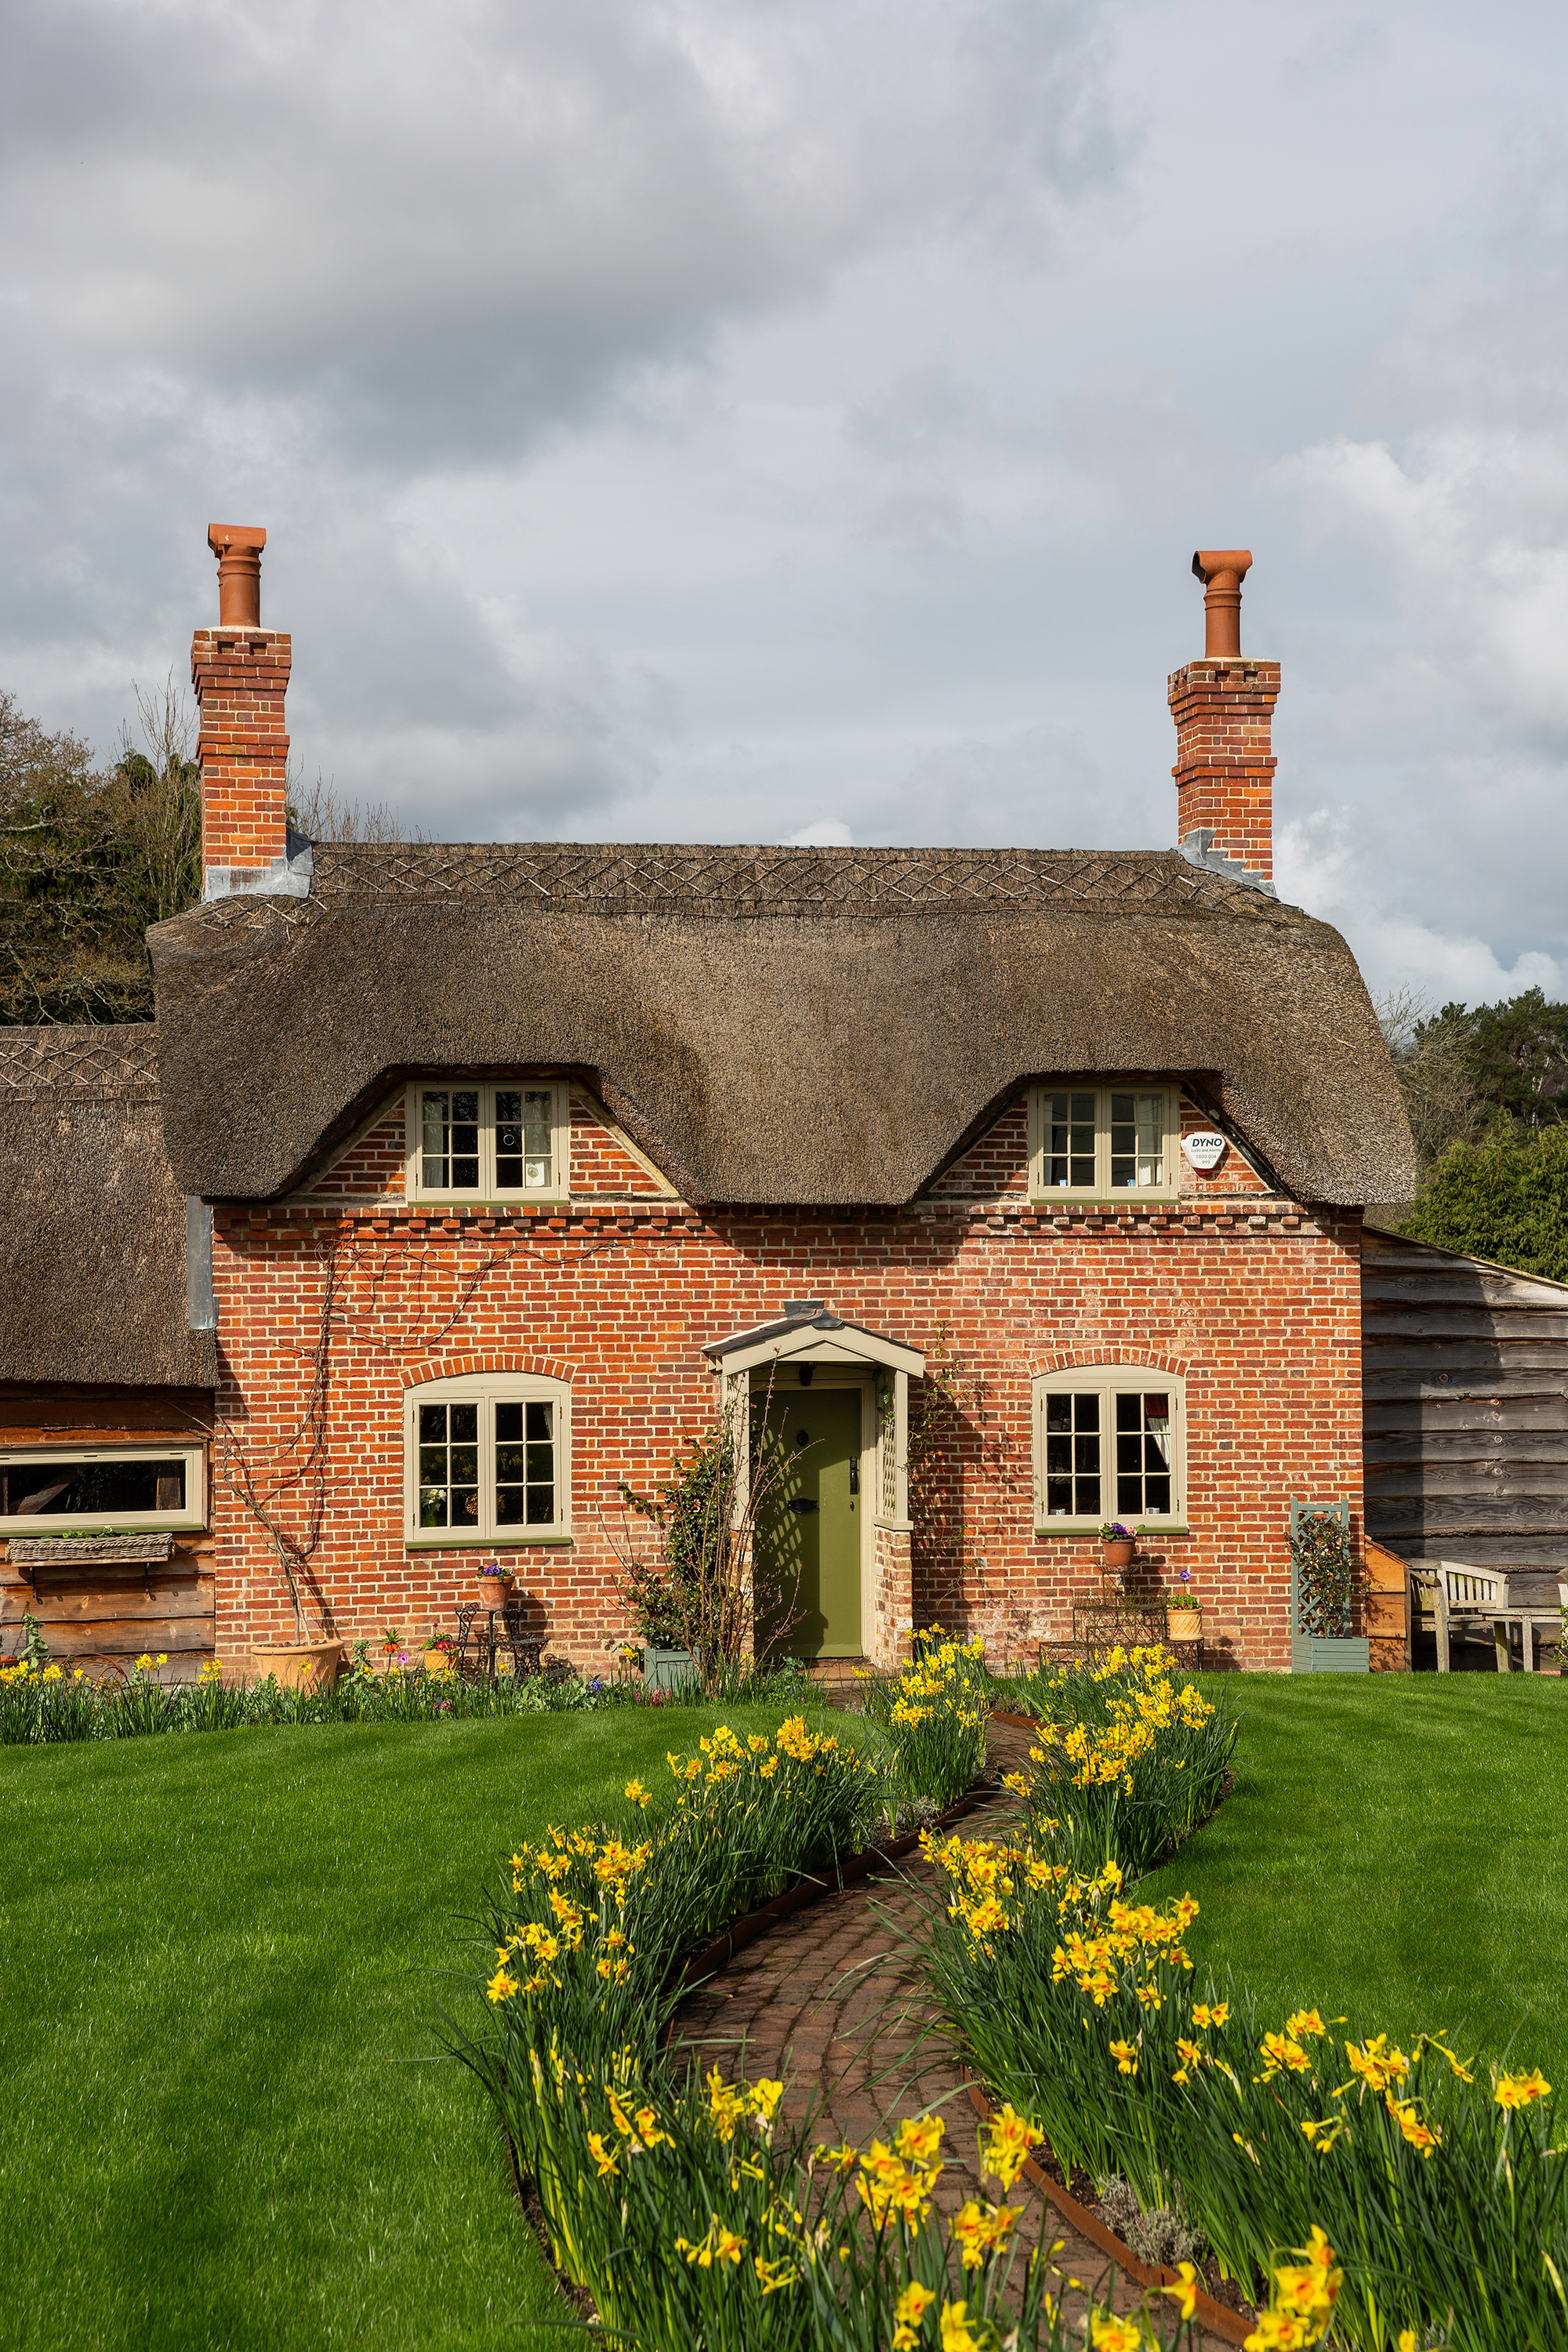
top-left (753, 1387), bottom-right (863, 1659)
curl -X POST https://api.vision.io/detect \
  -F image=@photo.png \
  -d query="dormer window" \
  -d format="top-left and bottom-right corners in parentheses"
top-left (1027, 1086), bottom-right (1178, 1200)
top-left (405, 1083), bottom-right (568, 1202)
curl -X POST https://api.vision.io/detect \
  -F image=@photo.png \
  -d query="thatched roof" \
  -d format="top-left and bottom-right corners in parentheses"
top-left (0, 1025), bottom-right (214, 1388)
top-left (147, 843), bottom-right (1415, 1208)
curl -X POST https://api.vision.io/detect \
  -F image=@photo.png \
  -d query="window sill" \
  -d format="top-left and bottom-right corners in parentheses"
top-left (405, 1531), bottom-right (575, 1549)
top-left (407, 1194), bottom-right (570, 1210)
top-left (1034, 1523), bottom-right (1190, 1539)
top-left (2, 1521), bottom-right (206, 1540)
top-left (1028, 1194), bottom-right (1181, 1208)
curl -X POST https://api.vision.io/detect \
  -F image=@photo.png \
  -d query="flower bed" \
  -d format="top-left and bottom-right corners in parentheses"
top-left (920, 1646), bottom-right (1566, 2350)
top-left (0, 1643), bottom-right (650, 1744)
top-left (452, 1638), bottom-right (1216, 2350)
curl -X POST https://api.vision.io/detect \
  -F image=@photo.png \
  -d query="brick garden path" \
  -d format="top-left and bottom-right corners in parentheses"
top-left (669, 1717), bottom-right (1172, 2337)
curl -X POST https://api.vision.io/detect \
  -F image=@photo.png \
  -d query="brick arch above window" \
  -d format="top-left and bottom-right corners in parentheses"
top-left (400, 1353), bottom-right (575, 1389)
top-left (1025, 1347), bottom-right (1190, 1381)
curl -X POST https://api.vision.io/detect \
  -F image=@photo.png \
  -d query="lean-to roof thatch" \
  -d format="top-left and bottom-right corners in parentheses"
top-left (147, 843), bottom-right (1416, 1208)
top-left (0, 1025), bottom-right (213, 1388)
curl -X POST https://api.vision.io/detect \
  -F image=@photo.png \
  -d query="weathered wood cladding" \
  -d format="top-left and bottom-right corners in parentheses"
top-left (0, 1385), bottom-right (215, 1675)
top-left (1361, 1232), bottom-right (1568, 1602)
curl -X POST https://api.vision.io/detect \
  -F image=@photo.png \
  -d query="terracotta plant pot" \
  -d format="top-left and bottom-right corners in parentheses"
top-left (423, 1644), bottom-right (456, 1674)
top-left (251, 1640), bottom-right (343, 1692)
top-left (478, 1575), bottom-right (514, 1607)
top-left (1168, 1606), bottom-right (1203, 1642)
top-left (1102, 1540), bottom-right (1135, 1570)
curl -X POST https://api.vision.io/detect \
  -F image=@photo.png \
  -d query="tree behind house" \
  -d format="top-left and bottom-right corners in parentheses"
top-left (1398, 1122), bottom-right (1568, 1283)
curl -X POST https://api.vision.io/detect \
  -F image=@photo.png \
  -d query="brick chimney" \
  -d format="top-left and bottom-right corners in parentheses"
top-left (1167, 549), bottom-right (1278, 895)
top-left (192, 525), bottom-right (308, 900)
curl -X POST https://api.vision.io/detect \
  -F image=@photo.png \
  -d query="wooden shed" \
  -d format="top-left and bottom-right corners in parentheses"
top-left (1362, 1228), bottom-right (1568, 1657)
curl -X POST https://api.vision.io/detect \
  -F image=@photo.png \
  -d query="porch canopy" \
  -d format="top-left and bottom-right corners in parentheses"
top-left (703, 1302), bottom-right (924, 1527)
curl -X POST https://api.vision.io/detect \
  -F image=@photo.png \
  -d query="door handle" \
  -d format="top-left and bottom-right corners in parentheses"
top-left (849, 1461), bottom-right (859, 1495)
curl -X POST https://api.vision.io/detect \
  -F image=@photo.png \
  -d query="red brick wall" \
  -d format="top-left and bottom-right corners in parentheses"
top-left (933, 1099), bottom-right (1032, 1196)
top-left (1168, 656), bottom-right (1279, 882)
top-left (568, 1094), bottom-right (672, 1196)
top-left (307, 1102), bottom-right (407, 1199)
top-left (207, 1175), bottom-right (1362, 1678)
top-left (191, 628), bottom-right (291, 887)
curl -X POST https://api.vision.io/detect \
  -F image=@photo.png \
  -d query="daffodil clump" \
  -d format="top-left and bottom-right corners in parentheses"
top-left (455, 1700), bottom-right (1210, 2350)
top-left (1008, 1645), bottom-right (1238, 1874)
top-left (860, 1628), bottom-right (992, 1809)
top-left (920, 1657), bottom-right (1566, 2350)
top-left (466, 1998), bottom-right (1160, 2352)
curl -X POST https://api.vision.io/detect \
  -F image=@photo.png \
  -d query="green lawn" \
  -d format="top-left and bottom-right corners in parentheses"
top-left (0, 1698), bottom-right (848, 2352)
top-left (1142, 1674), bottom-right (1568, 2081)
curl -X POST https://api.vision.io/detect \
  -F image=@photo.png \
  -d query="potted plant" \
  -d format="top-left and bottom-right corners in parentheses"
top-left (477, 1561), bottom-right (514, 1608)
top-left (1167, 1569), bottom-right (1203, 1643)
top-left (423, 1631), bottom-right (456, 1676)
top-left (1100, 1520), bottom-right (1139, 1571)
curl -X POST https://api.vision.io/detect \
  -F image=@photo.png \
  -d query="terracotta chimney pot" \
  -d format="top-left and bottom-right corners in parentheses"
top-left (208, 524), bottom-right (267, 629)
top-left (1191, 548), bottom-right (1251, 659)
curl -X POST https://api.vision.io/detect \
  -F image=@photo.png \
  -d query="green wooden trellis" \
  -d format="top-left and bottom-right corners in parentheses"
top-left (1288, 1497), bottom-right (1368, 1673)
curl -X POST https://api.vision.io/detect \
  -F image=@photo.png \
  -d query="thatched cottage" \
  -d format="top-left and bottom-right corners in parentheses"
top-left (2, 534), bottom-right (1439, 1676)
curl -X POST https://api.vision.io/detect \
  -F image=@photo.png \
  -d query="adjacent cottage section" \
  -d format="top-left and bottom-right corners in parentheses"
top-left (1363, 1228), bottom-right (1568, 1642)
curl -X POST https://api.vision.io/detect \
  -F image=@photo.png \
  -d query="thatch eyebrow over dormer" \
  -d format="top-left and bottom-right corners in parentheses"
top-left (145, 840), bottom-right (1416, 1210)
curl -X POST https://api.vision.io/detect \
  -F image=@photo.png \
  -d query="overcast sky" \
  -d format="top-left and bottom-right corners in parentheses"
top-left (4, 0), bottom-right (1567, 1007)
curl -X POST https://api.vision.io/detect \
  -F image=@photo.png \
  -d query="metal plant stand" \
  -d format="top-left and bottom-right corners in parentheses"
top-left (453, 1600), bottom-right (544, 1686)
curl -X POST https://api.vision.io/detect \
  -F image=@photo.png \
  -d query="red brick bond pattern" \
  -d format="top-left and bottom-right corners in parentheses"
top-left (191, 627), bottom-right (291, 883)
top-left (1168, 658), bottom-right (1279, 884)
top-left (207, 1163), bottom-right (1361, 1674)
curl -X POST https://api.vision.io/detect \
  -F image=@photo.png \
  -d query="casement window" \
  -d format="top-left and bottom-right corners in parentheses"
top-left (1032, 1370), bottom-right (1185, 1531)
top-left (1027, 1086), bottom-right (1178, 1199)
top-left (0, 1443), bottom-right (206, 1534)
top-left (405, 1082), bottom-right (568, 1202)
top-left (404, 1374), bottom-right (572, 1546)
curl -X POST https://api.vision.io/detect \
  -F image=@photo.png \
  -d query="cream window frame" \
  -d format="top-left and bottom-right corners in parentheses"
top-left (403, 1373), bottom-right (573, 1548)
top-left (0, 1443), bottom-right (206, 1534)
top-left (1032, 1368), bottom-right (1186, 1534)
top-left (1026, 1085), bottom-right (1179, 1201)
top-left (404, 1081), bottom-right (569, 1203)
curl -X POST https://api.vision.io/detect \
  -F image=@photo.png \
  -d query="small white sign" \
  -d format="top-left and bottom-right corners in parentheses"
top-left (1181, 1130), bottom-right (1227, 1171)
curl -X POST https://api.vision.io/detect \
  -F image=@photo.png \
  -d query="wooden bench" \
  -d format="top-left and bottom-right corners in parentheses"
top-left (1410, 1561), bottom-right (1559, 1673)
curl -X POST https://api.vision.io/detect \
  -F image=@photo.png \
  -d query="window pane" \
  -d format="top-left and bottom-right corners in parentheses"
top-left (1110, 1391), bottom-right (1174, 1518)
top-left (0, 1457), bottom-right (185, 1518)
top-left (523, 1089), bottom-right (552, 1189)
top-left (451, 1404), bottom-right (478, 1443)
top-left (451, 1486), bottom-right (480, 1526)
top-left (1039, 1390), bottom-right (1102, 1516)
top-left (1044, 1090), bottom-right (1096, 1189)
top-left (419, 1403), bottom-right (447, 1443)
top-left (451, 1088), bottom-right (481, 1189)
top-left (420, 1091), bottom-right (449, 1190)
top-left (495, 1089), bottom-right (524, 1189)
top-left (1109, 1091), bottom-right (1165, 1189)
top-left (497, 1397), bottom-right (553, 1530)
